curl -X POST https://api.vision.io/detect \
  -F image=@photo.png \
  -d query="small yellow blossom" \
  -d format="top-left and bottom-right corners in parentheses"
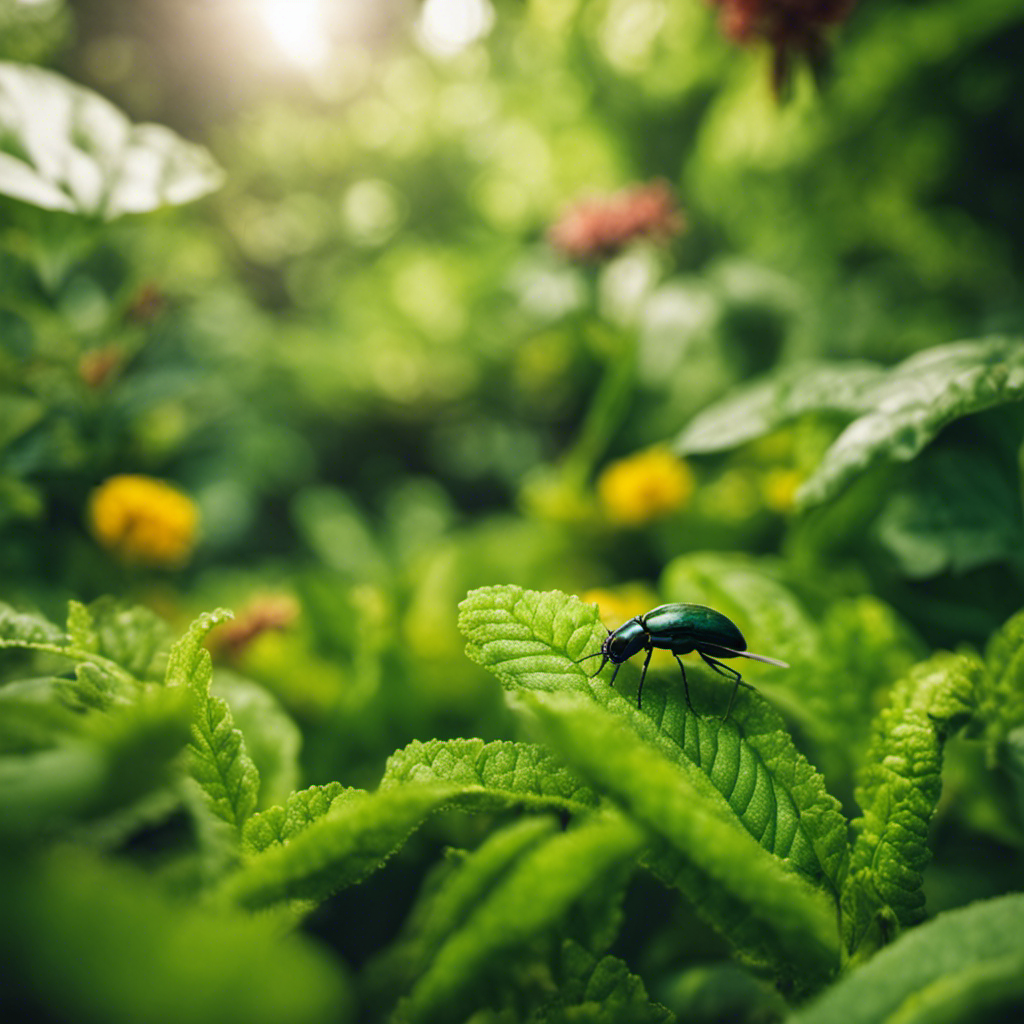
top-left (761, 467), bottom-right (803, 514)
top-left (597, 447), bottom-right (694, 527)
top-left (88, 474), bottom-right (199, 567)
top-left (581, 583), bottom-right (660, 631)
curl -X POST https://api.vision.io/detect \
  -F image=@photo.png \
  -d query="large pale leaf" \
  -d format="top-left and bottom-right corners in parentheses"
top-left (0, 62), bottom-right (224, 219)
top-left (674, 338), bottom-right (1024, 509)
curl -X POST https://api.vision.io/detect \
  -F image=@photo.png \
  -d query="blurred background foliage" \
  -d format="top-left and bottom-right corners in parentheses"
top-left (3, 1), bottom-right (1024, 1002)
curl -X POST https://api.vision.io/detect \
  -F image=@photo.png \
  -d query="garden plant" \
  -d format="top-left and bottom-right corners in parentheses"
top-left (2, 0), bottom-right (1024, 1022)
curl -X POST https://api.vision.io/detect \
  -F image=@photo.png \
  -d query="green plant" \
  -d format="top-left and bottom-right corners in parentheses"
top-left (3, 580), bottom-right (1023, 1023)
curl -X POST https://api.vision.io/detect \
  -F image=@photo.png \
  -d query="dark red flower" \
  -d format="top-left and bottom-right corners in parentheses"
top-left (709, 0), bottom-right (857, 94)
top-left (548, 180), bottom-right (685, 261)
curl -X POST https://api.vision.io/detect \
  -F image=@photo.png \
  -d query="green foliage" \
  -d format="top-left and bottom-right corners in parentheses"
top-left (675, 338), bottom-right (1024, 510)
top-left (842, 652), bottom-right (980, 960)
top-left (788, 895), bottom-right (1024, 1024)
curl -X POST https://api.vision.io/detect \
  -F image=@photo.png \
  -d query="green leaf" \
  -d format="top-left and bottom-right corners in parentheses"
top-left (396, 811), bottom-right (648, 1024)
top-left (369, 817), bottom-right (561, 1001)
top-left (459, 585), bottom-right (848, 895)
top-left (874, 446), bottom-right (1024, 578)
top-left (842, 651), bottom-right (980, 960)
top-left (166, 610), bottom-right (259, 839)
top-left (0, 62), bottom-right (224, 218)
top-left (65, 600), bottom-right (97, 652)
top-left (787, 895), bottom-right (1024, 1024)
top-left (242, 782), bottom-right (365, 855)
top-left (223, 782), bottom-right (462, 910)
top-left (86, 597), bottom-right (173, 681)
top-left (978, 607), bottom-right (1024, 765)
top-left (213, 671), bottom-right (302, 809)
top-left (0, 848), bottom-right (351, 1024)
top-left (536, 941), bottom-right (675, 1024)
top-left (0, 601), bottom-right (65, 644)
top-left (674, 338), bottom-right (1024, 509)
top-left (0, 688), bottom-right (190, 841)
top-left (0, 684), bottom-right (83, 753)
top-left (381, 738), bottom-right (598, 814)
top-left (529, 693), bottom-right (839, 988)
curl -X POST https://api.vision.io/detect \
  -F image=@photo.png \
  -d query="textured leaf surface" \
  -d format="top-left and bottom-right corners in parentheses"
top-left (0, 62), bottom-right (224, 218)
top-left (788, 895), bottom-right (1024, 1024)
top-left (397, 811), bottom-right (647, 1024)
top-left (382, 737), bottom-right (597, 814)
top-left (978, 607), bottom-right (1024, 765)
top-left (460, 585), bottom-right (847, 894)
top-left (228, 739), bottom-right (602, 910)
top-left (1, 849), bottom-right (350, 1024)
top-left (166, 610), bottom-right (259, 836)
top-left (242, 782), bottom-right (364, 855)
top-left (531, 693), bottom-right (839, 986)
top-left (675, 338), bottom-right (1024, 508)
top-left (842, 652), bottom-right (979, 959)
top-left (0, 602), bottom-right (65, 644)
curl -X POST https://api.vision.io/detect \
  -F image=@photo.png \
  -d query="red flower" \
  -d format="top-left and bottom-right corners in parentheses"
top-left (709, 0), bottom-right (856, 93)
top-left (548, 180), bottom-right (685, 261)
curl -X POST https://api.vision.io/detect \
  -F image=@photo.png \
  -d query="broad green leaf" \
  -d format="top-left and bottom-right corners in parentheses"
top-left (396, 811), bottom-right (648, 1024)
top-left (0, 849), bottom-right (351, 1024)
top-left (875, 446), bottom-right (1024, 578)
top-left (0, 62), bottom-right (224, 218)
top-left (65, 600), bottom-right (97, 652)
top-left (978, 607), bottom-right (1024, 765)
top-left (842, 651), bottom-right (980, 960)
top-left (459, 585), bottom-right (848, 895)
top-left (530, 693), bottom-right (839, 987)
top-left (788, 895), bottom-right (1024, 1024)
top-left (381, 738), bottom-right (597, 814)
top-left (213, 671), bottom-right (302, 809)
top-left (674, 338), bottom-right (1024, 509)
top-left (166, 610), bottom-right (259, 838)
top-left (242, 782), bottom-right (365, 855)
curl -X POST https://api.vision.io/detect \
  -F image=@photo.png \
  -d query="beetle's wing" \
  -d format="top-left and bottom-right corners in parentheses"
top-left (643, 603), bottom-right (746, 651)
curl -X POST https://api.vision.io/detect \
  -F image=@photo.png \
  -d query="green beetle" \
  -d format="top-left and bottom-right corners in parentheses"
top-left (577, 602), bottom-right (788, 718)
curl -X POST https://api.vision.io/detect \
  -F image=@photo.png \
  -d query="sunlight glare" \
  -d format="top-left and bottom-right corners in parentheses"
top-left (257, 0), bottom-right (330, 67)
top-left (417, 0), bottom-right (495, 58)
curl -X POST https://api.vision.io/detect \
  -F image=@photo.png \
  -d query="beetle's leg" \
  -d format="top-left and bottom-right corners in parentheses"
top-left (673, 655), bottom-right (698, 716)
top-left (636, 645), bottom-right (654, 709)
top-left (608, 660), bottom-right (623, 689)
top-left (699, 653), bottom-right (744, 721)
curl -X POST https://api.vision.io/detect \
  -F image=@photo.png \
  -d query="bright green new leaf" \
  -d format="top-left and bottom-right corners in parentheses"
top-left (460, 585), bottom-right (848, 895)
top-left (381, 737), bottom-right (597, 814)
top-left (529, 692), bottom-right (839, 987)
top-left (242, 782), bottom-right (365, 855)
top-left (396, 811), bottom-right (648, 1024)
top-left (842, 651), bottom-right (980, 960)
top-left (213, 671), bottom-right (302, 810)
top-left (675, 338), bottom-right (1024, 509)
top-left (978, 606), bottom-right (1024, 765)
top-left (166, 610), bottom-right (260, 837)
top-left (0, 62), bottom-right (224, 218)
top-left (84, 597), bottom-right (173, 681)
top-left (788, 895), bottom-right (1024, 1024)
top-left (0, 602), bottom-right (65, 645)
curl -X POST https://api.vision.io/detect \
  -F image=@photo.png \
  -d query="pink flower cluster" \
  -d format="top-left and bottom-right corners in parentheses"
top-left (548, 180), bottom-right (684, 261)
top-left (709, 0), bottom-right (856, 92)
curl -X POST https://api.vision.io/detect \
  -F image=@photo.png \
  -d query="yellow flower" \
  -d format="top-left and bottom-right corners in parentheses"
top-left (597, 447), bottom-right (694, 527)
top-left (581, 584), bottom-right (660, 631)
top-left (88, 474), bottom-right (199, 567)
top-left (761, 468), bottom-right (803, 514)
